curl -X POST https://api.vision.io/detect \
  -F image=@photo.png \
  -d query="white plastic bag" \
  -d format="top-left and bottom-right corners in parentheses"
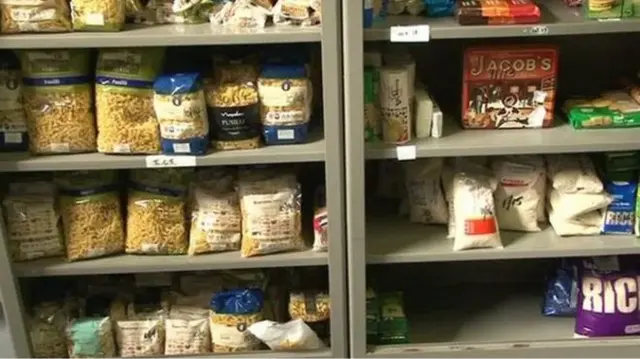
top-left (547, 154), bottom-right (603, 194)
top-left (248, 319), bottom-right (325, 351)
top-left (402, 158), bottom-right (448, 224)
top-left (452, 171), bottom-right (502, 251)
top-left (549, 206), bottom-right (603, 236)
top-left (441, 164), bottom-right (455, 239)
top-left (548, 189), bottom-right (612, 221)
top-left (492, 155), bottom-right (545, 232)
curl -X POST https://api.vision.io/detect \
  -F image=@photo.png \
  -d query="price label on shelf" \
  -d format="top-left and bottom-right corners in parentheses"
top-left (390, 25), bottom-right (430, 42)
top-left (145, 155), bottom-right (196, 168)
top-left (526, 25), bottom-right (549, 36)
top-left (396, 145), bottom-right (417, 161)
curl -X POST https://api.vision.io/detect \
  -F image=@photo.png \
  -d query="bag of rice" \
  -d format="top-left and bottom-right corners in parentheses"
top-left (402, 158), bottom-right (448, 224)
top-left (258, 64), bottom-right (312, 145)
top-left (126, 168), bottom-right (191, 255)
top-left (209, 289), bottom-right (264, 353)
top-left (237, 171), bottom-right (303, 257)
top-left (96, 48), bottom-right (165, 154)
top-left (55, 170), bottom-right (125, 261)
top-left (70, 0), bottom-right (126, 31)
top-left (2, 179), bottom-right (64, 262)
top-left (188, 173), bottom-right (241, 255)
top-left (29, 301), bottom-right (68, 358)
top-left (0, 0), bottom-right (72, 33)
top-left (19, 49), bottom-right (95, 154)
top-left (153, 73), bottom-right (209, 155)
top-left (0, 52), bottom-right (28, 152)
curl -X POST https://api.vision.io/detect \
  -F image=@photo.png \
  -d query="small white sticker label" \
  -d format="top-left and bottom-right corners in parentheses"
top-left (85, 13), bottom-right (105, 26)
top-left (4, 132), bottom-right (21, 144)
top-left (390, 25), bottom-right (430, 42)
top-left (172, 143), bottom-right (191, 153)
top-left (277, 129), bottom-right (295, 140)
top-left (527, 25), bottom-right (549, 35)
top-left (145, 155), bottom-right (196, 168)
top-left (396, 145), bottom-right (416, 161)
top-left (598, 18), bottom-right (622, 22)
top-left (112, 143), bottom-right (131, 153)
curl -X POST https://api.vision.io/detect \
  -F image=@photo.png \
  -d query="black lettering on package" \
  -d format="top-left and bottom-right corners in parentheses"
top-left (210, 104), bottom-right (260, 141)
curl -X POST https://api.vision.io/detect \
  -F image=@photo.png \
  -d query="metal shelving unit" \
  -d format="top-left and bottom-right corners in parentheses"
top-left (0, 0), bottom-right (346, 357)
top-left (343, 0), bottom-right (640, 357)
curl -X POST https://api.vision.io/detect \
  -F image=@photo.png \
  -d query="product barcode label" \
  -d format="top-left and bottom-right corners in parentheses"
top-left (277, 129), bottom-right (295, 140)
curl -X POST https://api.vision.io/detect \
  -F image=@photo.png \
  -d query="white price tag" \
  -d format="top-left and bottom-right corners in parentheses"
top-left (395, 145), bottom-right (416, 161)
top-left (145, 155), bottom-right (196, 168)
top-left (527, 25), bottom-right (549, 35)
top-left (390, 25), bottom-right (430, 43)
top-left (598, 18), bottom-right (622, 22)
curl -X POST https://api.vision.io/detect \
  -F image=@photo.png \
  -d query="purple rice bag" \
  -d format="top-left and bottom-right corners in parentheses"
top-left (575, 256), bottom-right (640, 338)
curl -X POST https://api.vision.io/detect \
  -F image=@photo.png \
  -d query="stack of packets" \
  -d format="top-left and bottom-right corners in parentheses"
top-left (455, 0), bottom-right (541, 25)
top-left (585, 0), bottom-right (640, 19)
top-left (563, 76), bottom-right (640, 129)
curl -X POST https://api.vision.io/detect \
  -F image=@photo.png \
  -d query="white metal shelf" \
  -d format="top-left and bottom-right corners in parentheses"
top-left (14, 250), bottom-right (328, 277)
top-left (366, 120), bottom-right (640, 159)
top-left (368, 291), bottom-right (640, 358)
top-left (0, 135), bottom-right (325, 172)
top-left (0, 24), bottom-right (321, 49)
top-left (365, 0), bottom-right (640, 41)
top-left (367, 217), bottom-right (640, 264)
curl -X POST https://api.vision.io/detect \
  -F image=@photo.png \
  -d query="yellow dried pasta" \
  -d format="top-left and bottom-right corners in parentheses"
top-left (288, 292), bottom-right (330, 322)
top-left (238, 173), bottom-right (303, 257)
top-left (71, 0), bottom-right (126, 31)
top-left (55, 171), bottom-right (125, 262)
top-left (209, 312), bottom-right (263, 353)
top-left (0, 0), bottom-right (72, 34)
top-left (19, 49), bottom-right (95, 154)
top-left (96, 48), bottom-right (164, 154)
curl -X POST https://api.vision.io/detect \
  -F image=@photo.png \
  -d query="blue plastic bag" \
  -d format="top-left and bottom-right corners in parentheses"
top-left (542, 261), bottom-right (577, 317)
top-left (153, 73), bottom-right (209, 155)
top-left (602, 178), bottom-right (637, 234)
top-left (211, 288), bottom-right (264, 314)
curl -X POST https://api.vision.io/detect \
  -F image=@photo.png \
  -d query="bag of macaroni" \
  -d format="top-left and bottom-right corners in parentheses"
top-left (574, 256), bottom-right (640, 337)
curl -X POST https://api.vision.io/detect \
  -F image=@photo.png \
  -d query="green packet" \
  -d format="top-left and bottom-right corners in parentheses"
top-left (364, 66), bottom-right (380, 143)
top-left (378, 291), bottom-right (409, 345)
top-left (565, 91), bottom-right (640, 129)
top-left (366, 288), bottom-right (380, 344)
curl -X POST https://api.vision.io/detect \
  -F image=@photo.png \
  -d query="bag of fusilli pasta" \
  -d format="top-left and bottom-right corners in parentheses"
top-left (209, 288), bottom-right (264, 353)
top-left (19, 49), bottom-right (95, 154)
top-left (55, 170), bottom-right (125, 261)
top-left (153, 73), bottom-right (209, 155)
top-left (126, 168), bottom-right (191, 255)
top-left (96, 48), bottom-right (165, 154)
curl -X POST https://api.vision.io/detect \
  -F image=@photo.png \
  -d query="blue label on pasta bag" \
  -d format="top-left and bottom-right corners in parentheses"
top-left (602, 179), bottom-right (638, 234)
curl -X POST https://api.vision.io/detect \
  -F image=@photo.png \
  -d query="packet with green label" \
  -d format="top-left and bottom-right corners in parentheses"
top-left (378, 291), bottom-right (409, 345)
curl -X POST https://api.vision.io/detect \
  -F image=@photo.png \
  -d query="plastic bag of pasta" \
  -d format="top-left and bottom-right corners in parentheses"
top-left (19, 49), bottom-right (95, 154)
top-left (29, 301), bottom-right (68, 358)
top-left (55, 170), bottom-right (125, 261)
top-left (165, 305), bottom-right (210, 355)
top-left (205, 63), bottom-right (262, 151)
top-left (153, 73), bottom-right (209, 155)
top-left (289, 291), bottom-right (330, 340)
top-left (258, 64), bottom-right (312, 145)
top-left (96, 48), bottom-right (165, 154)
top-left (113, 288), bottom-right (167, 357)
top-left (70, 0), bottom-right (126, 31)
top-left (0, 53), bottom-right (28, 152)
top-left (0, 0), bottom-right (72, 33)
top-left (156, 0), bottom-right (216, 24)
top-left (189, 172), bottom-right (242, 255)
top-left (126, 168), bottom-right (191, 255)
top-left (2, 179), bottom-right (64, 262)
top-left (66, 317), bottom-right (116, 358)
top-left (209, 288), bottom-right (264, 352)
top-left (238, 171), bottom-right (303, 257)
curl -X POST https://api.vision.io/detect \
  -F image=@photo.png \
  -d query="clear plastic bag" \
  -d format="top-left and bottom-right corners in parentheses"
top-left (3, 180), bottom-right (64, 262)
top-left (0, 54), bottom-right (28, 152)
top-left (70, 0), bottom-right (126, 31)
top-left (205, 63), bottom-right (262, 150)
top-left (0, 0), bottom-right (72, 33)
top-left (96, 48), bottom-right (165, 154)
top-left (209, 289), bottom-right (264, 352)
top-left (189, 179), bottom-right (242, 255)
top-left (153, 73), bottom-right (209, 155)
top-left (248, 319), bottom-right (325, 350)
top-left (29, 302), bottom-right (68, 358)
top-left (19, 49), bottom-right (95, 154)
top-left (165, 310), bottom-right (210, 355)
top-left (55, 171), bottom-right (125, 261)
top-left (288, 292), bottom-right (330, 322)
top-left (312, 186), bottom-right (328, 252)
top-left (126, 169), bottom-right (190, 255)
top-left (211, 0), bottom-right (269, 29)
top-left (402, 158), bottom-right (448, 224)
top-left (238, 172), bottom-right (303, 257)
top-left (258, 64), bottom-right (313, 145)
